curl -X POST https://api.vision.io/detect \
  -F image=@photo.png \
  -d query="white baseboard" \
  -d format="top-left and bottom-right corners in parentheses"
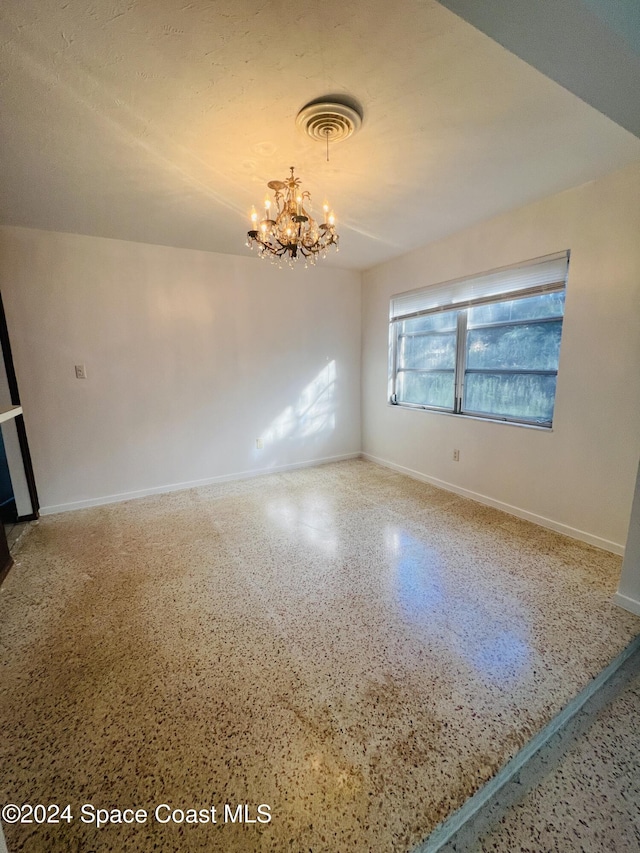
top-left (39, 452), bottom-right (361, 515)
top-left (362, 453), bottom-right (625, 555)
top-left (612, 591), bottom-right (640, 617)
top-left (37, 452), bottom-right (630, 557)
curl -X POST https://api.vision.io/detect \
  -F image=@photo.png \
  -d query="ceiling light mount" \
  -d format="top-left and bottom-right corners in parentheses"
top-left (244, 96), bottom-right (362, 267)
top-left (296, 96), bottom-right (363, 145)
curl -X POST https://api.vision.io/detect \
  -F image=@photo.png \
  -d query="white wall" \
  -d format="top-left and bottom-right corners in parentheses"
top-left (615, 460), bottom-right (640, 615)
top-left (0, 227), bottom-right (362, 512)
top-left (362, 161), bottom-right (640, 553)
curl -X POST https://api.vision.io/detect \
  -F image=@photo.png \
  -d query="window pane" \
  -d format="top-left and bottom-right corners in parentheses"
top-left (399, 331), bottom-right (456, 370)
top-left (466, 321), bottom-right (562, 371)
top-left (397, 371), bottom-right (455, 409)
top-left (464, 373), bottom-right (557, 422)
top-left (401, 309), bottom-right (458, 334)
top-left (468, 291), bottom-right (565, 326)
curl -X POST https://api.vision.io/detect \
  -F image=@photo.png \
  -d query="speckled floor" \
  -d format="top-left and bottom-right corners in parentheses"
top-left (0, 459), bottom-right (638, 852)
top-left (472, 650), bottom-right (640, 853)
top-left (4, 520), bottom-right (31, 552)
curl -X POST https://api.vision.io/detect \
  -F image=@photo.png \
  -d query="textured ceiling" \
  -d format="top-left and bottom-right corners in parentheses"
top-left (1, 0), bottom-right (640, 270)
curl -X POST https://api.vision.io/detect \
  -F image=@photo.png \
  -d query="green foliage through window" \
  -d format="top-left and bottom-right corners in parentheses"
top-left (391, 288), bottom-right (566, 426)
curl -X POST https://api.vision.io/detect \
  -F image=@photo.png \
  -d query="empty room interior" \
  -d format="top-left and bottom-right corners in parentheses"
top-left (1, 1), bottom-right (640, 851)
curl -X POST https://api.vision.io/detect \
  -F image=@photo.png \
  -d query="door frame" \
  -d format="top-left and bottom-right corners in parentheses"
top-left (0, 292), bottom-right (39, 521)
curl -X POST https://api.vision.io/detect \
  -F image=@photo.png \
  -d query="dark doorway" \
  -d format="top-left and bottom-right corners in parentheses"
top-left (0, 292), bottom-right (39, 582)
top-left (0, 429), bottom-right (18, 524)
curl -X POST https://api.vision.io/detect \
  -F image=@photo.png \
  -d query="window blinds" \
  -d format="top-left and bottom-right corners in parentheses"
top-left (390, 251), bottom-right (569, 322)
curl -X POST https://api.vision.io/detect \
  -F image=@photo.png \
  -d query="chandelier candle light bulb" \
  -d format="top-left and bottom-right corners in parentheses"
top-left (245, 166), bottom-right (339, 266)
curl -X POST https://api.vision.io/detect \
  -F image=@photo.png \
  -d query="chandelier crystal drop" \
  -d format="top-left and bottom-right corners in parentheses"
top-left (246, 167), bottom-right (338, 267)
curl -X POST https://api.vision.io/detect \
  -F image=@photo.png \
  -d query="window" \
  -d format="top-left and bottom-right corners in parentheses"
top-left (389, 252), bottom-right (569, 427)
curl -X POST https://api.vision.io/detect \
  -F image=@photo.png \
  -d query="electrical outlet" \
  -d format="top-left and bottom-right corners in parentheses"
top-left (256, 438), bottom-right (264, 450)
top-left (75, 364), bottom-right (87, 379)
top-left (453, 449), bottom-right (460, 461)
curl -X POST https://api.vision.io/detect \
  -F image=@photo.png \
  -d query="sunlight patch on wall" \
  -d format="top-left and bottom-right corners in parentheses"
top-left (262, 360), bottom-right (337, 446)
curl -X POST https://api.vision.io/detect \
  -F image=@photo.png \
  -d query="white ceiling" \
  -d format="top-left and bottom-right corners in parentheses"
top-left (2, 0), bottom-right (639, 271)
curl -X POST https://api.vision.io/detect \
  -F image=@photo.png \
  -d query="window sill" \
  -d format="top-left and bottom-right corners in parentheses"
top-left (387, 401), bottom-right (553, 431)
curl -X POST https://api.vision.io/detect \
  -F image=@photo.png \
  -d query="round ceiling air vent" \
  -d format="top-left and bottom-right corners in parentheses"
top-left (296, 97), bottom-right (363, 144)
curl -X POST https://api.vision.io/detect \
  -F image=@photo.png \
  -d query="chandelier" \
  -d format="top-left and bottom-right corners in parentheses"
top-left (246, 167), bottom-right (338, 267)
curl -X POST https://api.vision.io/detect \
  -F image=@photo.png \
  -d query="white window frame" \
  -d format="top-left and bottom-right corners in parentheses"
top-left (388, 251), bottom-right (570, 428)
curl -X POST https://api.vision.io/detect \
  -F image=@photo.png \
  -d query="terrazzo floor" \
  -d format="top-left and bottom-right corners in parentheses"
top-left (3, 521), bottom-right (31, 553)
top-left (471, 648), bottom-right (640, 852)
top-left (0, 459), bottom-right (638, 852)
